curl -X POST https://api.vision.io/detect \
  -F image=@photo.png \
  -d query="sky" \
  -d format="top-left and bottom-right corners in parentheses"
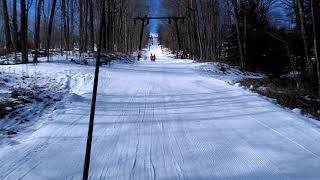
top-left (145, 0), bottom-right (167, 33)
top-left (27, 0), bottom-right (167, 33)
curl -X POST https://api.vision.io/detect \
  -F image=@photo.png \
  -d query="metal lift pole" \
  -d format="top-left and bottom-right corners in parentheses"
top-left (134, 16), bottom-right (186, 59)
top-left (82, 1), bottom-right (106, 180)
top-left (138, 17), bottom-right (146, 60)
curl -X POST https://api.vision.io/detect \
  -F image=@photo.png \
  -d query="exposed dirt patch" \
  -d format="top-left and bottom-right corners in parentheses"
top-left (239, 78), bottom-right (320, 120)
top-left (0, 74), bottom-right (65, 138)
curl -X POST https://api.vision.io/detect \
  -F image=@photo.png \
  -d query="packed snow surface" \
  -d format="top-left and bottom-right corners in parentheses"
top-left (1, 45), bottom-right (320, 180)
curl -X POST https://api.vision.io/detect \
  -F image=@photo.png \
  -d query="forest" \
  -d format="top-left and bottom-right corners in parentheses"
top-left (161, 0), bottom-right (320, 97)
top-left (0, 0), bottom-right (149, 61)
top-left (0, 0), bottom-right (320, 106)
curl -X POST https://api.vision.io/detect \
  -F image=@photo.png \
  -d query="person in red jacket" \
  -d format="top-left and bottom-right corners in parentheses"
top-left (150, 53), bottom-right (153, 61)
top-left (150, 53), bottom-right (156, 61)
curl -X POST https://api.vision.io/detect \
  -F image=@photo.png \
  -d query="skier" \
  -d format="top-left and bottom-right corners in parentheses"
top-left (150, 53), bottom-right (153, 61)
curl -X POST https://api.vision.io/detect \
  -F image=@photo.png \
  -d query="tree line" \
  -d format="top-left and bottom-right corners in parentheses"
top-left (160, 0), bottom-right (320, 96)
top-left (0, 0), bottom-right (148, 63)
top-left (1, 0), bottom-right (320, 96)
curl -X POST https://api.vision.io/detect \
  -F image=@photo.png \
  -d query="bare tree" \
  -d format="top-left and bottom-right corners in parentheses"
top-left (20, 0), bottom-right (28, 64)
top-left (89, 0), bottom-right (95, 52)
top-left (230, 0), bottom-right (246, 68)
top-left (33, 0), bottom-right (43, 63)
top-left (61, 0), bottom-right (70, 50)
top-left (70, 0), bottom-right (74, 50)
top-left (311, 0), bottom-right (320, 95)
top-left (296, 0), bottom-right (313, 77)
top-left (45, 0), bottom-right (58, 57)
top-left (1, 0), bottom-right (13, 51)
top-left (79, 0), bottom-right (84, 52)
top-left (12, 0), bottom-right (19, 51)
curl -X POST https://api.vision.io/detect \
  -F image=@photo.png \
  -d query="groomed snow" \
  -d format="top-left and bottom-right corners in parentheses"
top-left (0, 44), bottom-right (320, 179)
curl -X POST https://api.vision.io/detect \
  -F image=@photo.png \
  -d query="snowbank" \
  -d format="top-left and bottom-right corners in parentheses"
top-left (196, 62), bottom-right (263, 83)
top-left (0, 71), bottom-right (66, 144)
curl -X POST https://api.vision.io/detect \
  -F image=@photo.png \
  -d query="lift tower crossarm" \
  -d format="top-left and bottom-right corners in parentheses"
top-left (134, 16), bottom-right (186, 60)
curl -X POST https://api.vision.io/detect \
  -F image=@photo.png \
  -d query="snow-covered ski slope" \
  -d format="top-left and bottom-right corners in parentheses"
top-left (1, 45), bottom-right (320, 180)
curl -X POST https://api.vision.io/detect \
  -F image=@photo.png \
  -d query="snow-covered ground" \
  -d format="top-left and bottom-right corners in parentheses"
top-left (0, 66), bottom-right (67, 144)
top-left (0, 44), bottom-right (320, 179)
top-left (197, 62), bottom-right (263, 83)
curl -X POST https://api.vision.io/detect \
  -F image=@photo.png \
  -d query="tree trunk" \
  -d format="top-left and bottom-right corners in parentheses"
top-left (20, 0), bottom-right (28, 64)
top-left (195, 0), bottom-right (203, 60)
top-left (84, 0), bottom-right (88, 52)
top-left (33, 0), bottom-right (43, 63)
top-left (61, 0), bottom-right (69, 50)
top-left (106, 0), bottom-right (112, 52)
top-left (70, 0), bottom-right (74, 50)
top-left (45, 0), bottom-right (57, 57)
top-left (296, 0), bottom-right (313, 77)
top-left (1, 0), bottom-right (13, 51)
top-left (242, 0), bottom-right (247, 61)
top-left (89, 0), bottom-right (95, 52)
top-left (231, 0), bottom-right (245, 68)
top-left (12, 0), bottom-right (20, 51)
top-left (79, 0), bottom-right (84, 52)
top-left (311, 0), bottom-right (320, 95)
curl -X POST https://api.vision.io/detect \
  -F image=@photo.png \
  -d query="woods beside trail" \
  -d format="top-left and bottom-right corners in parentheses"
top-left (0, 0), bottom-right (320, 105)
top-left (160, 0), bottom-right (320, 97)
top-left (0, 0), bottom-right (149, 62)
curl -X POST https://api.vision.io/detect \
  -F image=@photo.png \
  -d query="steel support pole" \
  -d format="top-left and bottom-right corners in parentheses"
top-left (138, 18), bottom-right (145, 60)
top-left (82, 1), bottom-right (106, 180)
